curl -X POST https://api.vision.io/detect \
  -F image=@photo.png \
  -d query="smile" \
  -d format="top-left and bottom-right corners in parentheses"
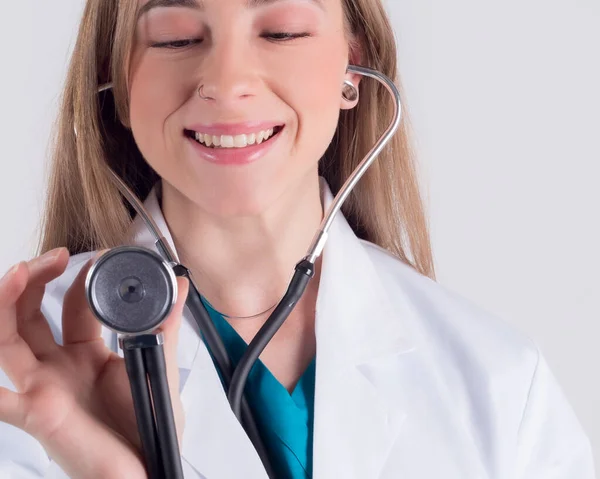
top-left (184, 126), bottom-right (284, 149)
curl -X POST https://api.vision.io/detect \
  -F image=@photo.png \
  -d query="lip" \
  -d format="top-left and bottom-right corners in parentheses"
top-left (185, 125), bottom-right (285, 166)
top-left (186, 121), bottom-right (283, 136)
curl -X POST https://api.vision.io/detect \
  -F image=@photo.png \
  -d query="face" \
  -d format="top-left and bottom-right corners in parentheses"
top-left (128, 0), bottom-right (358, 217)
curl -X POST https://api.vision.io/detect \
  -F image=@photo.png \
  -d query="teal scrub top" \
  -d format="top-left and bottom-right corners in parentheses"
top-left (201, 299), bottom-right (316, 479)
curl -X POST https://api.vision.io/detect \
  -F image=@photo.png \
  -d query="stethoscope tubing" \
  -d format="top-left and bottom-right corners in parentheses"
top-left (123, 346), bottom-right (163, 479)
top-left (103, 64), bottom-right (402, 478)
top-left (121, 334), bottom-right (185, 479)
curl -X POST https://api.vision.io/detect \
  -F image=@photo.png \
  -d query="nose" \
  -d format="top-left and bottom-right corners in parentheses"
top-left (196, 35), bottom-right (258, 107)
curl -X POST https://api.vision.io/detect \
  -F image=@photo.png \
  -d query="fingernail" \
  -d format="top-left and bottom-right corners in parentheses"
top-left (37, 248), bottom-right (64, 266)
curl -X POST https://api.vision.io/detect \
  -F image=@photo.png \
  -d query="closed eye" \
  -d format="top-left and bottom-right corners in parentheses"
top-left (151, 39), bottom-right (202, 49)
top-left (262, 32), bottom-right (311, 42)
top-left (151, 32), bottom-right (310, 49)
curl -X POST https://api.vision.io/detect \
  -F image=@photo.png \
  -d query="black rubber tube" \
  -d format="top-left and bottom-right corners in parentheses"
top-left (228, 260), bottom-right (315, 419)
top-left (123, 347), bottom-right (163, 479)
top-left (176, 267), bottom-right (276, 478)
top-left (143, 345), bottom-right (184, 479)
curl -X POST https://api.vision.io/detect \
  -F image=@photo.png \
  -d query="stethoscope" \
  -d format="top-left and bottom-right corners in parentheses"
top-left (84, 65), bottom-right (402, 478)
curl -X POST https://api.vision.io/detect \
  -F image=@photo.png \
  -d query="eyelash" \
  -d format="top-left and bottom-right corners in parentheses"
top-left (151, 32), bottom-right (310, 49)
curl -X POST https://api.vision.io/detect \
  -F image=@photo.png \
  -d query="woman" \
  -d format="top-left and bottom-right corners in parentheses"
top-left (0, 0), bottom-right (594, 477)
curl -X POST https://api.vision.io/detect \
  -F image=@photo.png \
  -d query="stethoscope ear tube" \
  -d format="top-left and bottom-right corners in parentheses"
top-left (227, 260), bottom-right (316, 419)
top-left (226, 64), bottom-right (402, 423)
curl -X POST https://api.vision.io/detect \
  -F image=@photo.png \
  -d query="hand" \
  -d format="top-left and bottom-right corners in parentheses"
top-left (0, 248), bottom-right (189, 479)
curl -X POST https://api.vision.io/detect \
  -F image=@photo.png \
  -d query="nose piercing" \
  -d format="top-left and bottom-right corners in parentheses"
top-left (342, 80), bottom-right (359, 102)
top-left (197, 84), bottom-right (210, 100)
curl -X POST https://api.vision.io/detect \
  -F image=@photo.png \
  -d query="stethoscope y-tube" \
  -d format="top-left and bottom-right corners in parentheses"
top-left (90, 64), bottom-right (402, 478)
top-left (227, 259), bottom-right (315, 418)
top-left (172, 263), bottom-right (275, 476)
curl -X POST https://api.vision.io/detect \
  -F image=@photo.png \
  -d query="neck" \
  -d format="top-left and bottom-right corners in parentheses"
top-left (160, 172), bottom-right (324, 319)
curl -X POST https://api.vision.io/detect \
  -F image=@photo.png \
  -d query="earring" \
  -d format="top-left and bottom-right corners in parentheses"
top-left (342, 80), bottom-right (359, 102)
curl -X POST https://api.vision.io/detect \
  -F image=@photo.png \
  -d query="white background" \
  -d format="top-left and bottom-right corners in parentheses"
top-left (0, 0), bottom-right (598, 466)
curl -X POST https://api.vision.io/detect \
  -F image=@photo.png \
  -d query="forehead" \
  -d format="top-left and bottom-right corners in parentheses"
top-left (137, 0), bottom-right (326, 17)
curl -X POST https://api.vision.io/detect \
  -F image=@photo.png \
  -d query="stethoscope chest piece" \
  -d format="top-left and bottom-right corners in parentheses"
top-left (85, 246), bottom-right (178, 335)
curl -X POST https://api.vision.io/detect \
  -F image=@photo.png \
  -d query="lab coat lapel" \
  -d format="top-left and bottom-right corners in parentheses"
top-left (312, 180), bottom-right (418, 479)
top-left (178, 335), bottom-right (268, 478)
top-left (128, 189), bottom-right (268, 478)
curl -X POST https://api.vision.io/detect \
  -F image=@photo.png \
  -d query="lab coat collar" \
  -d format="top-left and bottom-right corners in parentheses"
top-left (312, 178), bottom-right (417, 478)
top-left (127, 178), bottom-right (418, 478)
top-left (316, 178), bottom-right (416, 366)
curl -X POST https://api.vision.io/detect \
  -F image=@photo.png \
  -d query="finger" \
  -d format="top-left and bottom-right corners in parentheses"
top-left (0, 263), bottom-right (41, 390)
top-left (17, 248), bottom-right (70, 356)
top-left (61, 255), bottom-right (103, 345)
top-left (0, 387), bottom-right (24, 428)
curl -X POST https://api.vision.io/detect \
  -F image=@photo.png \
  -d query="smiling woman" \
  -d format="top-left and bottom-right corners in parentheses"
top-left (0, 0), bottom-right (595, 478)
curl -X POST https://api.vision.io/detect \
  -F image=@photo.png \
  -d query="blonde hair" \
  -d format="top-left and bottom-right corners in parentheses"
top-left (38, 0), bottom-right (436, 280)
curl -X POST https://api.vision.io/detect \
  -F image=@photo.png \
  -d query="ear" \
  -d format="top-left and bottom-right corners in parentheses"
top-left (341, 35), bottom-right (364, 110)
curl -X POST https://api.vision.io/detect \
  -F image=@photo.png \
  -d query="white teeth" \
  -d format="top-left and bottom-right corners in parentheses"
top-left (192, 128), bottom-right (278, 148)
top-left (233, 135), bottom-right (246, 148)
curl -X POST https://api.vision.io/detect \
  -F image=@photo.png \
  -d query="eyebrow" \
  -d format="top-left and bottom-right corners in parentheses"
top-left (137, 0), bottom-right (323, 19)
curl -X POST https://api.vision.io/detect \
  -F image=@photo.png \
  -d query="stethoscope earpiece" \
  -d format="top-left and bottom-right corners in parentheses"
top-left (342, 80), bottom-right (359, 102)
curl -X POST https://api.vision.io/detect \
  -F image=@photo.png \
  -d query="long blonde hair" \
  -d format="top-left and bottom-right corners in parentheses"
top-left (38, 0), bottom-right (436, 280)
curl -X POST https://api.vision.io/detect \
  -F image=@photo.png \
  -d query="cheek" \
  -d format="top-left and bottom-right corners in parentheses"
top-left (127, 54), bottom-right (192, 171)
top-left (276, 39), bottom-right (348, 160)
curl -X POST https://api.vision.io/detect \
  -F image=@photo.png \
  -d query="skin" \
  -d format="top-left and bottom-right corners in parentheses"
top-left (129, 0), bottom-right (360, 390)
top-left (0, 0), bottom-right (361, 475)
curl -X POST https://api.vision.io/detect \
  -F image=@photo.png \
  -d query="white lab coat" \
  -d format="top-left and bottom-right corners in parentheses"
top-left (0, 179), bottom-right (595, 478)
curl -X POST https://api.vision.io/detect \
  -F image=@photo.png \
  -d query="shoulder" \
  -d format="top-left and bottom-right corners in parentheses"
top-left (361, 241), bottom-right (595, 474)
top-left (360, 240), bottom-right (540, 391)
